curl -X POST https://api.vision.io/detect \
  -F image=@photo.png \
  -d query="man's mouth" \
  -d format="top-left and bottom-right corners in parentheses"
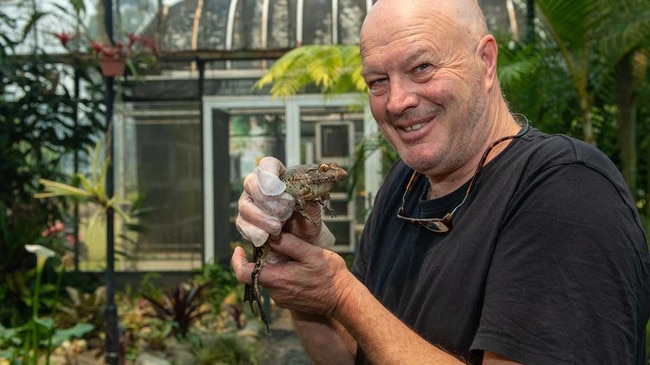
top-left (403, 122), bottom-right (427, 132)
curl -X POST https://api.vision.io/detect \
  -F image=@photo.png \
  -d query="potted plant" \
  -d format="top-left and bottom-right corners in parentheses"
top-left (54, 31), bottom-right (159, 77)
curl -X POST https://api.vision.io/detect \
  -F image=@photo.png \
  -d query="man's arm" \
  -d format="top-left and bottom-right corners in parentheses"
top-left (324, 268), bottom-right (523, 365)
top-left (232, 237), bottom-right (522, 365)
top-left (255, 234), bottom-right (468, 365)
top-left (290, 311), bottom-right (356, 365)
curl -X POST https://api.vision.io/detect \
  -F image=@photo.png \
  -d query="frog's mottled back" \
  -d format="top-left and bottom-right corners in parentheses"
top-left (281, 162), bottom-right (348, 201)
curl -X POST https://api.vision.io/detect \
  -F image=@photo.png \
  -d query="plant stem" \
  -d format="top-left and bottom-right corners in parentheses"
top-left (45, 264), bottom-right (65, 365)
top-left (31, 267), bottom-right (43, 365)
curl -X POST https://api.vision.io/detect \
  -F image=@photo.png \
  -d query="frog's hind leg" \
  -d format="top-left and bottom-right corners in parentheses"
top-left (294, 201), bottom-right (319, 226)
top-left (295, 197), bottom-right (337, 226)
top-left (244, 244), bottom-right (270, 331)
top-left (318, 192), bottom-right (337, 218)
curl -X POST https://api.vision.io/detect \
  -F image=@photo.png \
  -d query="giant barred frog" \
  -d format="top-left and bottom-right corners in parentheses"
top-left (244, 162), bottom-right (348, 330)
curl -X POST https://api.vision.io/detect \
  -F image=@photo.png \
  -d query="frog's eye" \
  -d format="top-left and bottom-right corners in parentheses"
top-left (318, 163), bottom-right (330, 172)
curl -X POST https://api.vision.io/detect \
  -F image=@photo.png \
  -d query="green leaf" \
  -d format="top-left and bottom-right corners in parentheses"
top-left (254, 45), bottom-right (366, 98)
top-left (50, 323), bottom-right (94, 347)
top-left (34, 179), bottom-right (94, 200)
top-left (34, 316), bottom-right (54, 329)
top-left (21, 11), bottom-right (46, 40)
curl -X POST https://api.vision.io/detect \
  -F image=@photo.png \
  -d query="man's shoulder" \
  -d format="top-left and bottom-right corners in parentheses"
top-left (516, 128), bottom-right (617, 172)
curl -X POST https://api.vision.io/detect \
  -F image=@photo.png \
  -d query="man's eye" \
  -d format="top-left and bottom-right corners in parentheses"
top-left (415, 63), bottom-right (432, 72)
top-left (410, 63), bottom-right (434, 83)
top-left (367, 78), bottom-right (389, 96)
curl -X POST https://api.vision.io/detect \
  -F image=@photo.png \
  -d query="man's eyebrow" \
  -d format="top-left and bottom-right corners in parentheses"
top-left (362, 48), bottom-right (431, 77)
top-left (403, 49), bottom-right (431, 65)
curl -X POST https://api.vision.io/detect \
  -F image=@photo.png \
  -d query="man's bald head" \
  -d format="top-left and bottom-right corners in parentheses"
top-left (361, 0), bottom-right (489, 53)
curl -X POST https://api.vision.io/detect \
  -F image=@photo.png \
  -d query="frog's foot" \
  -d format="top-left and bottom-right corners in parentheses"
top-left (295, 200), bottom-right (337, 226)
top-left (320, 198), bottom-right (337, 218)
top-left (295, 203), bottom-right (318, 226)
top-left (244, 244), bottom-right (270, 331)
top-left (315, 192), bottom-right (336, 218)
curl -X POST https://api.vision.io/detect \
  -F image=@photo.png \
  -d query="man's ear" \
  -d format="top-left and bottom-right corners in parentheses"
top-left (478, 34), bottom-right (498, 90)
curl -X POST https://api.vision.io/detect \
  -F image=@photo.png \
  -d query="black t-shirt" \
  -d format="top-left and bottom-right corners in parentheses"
top-left (352, 128), bottom-right (650, 364)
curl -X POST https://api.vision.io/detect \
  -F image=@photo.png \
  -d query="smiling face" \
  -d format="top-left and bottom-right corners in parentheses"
top-left (360, 0), bottom-right (498, 182)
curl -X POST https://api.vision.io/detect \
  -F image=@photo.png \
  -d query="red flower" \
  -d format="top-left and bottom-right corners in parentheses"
top-left (57, 32), bottom-right (159, 62)
top-left (127, 33), bottom-right (139, 48)
top-left (138, 35), bottom-right (160, 55)
top-left (54, 32), bottom-right (73, 47)
top-left (89, 40), bottom-right (104, 54)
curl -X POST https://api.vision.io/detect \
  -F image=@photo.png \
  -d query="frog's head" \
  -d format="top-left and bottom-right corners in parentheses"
top-left (316, 162), bottom-right (348, 182)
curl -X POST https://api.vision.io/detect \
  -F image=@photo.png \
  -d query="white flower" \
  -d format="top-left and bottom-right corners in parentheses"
top-left (25, 244), bottom-right (56, 271)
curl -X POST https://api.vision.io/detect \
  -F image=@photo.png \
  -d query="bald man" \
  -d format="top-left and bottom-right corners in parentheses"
top-left (232, 0), bottom-right (650, 364)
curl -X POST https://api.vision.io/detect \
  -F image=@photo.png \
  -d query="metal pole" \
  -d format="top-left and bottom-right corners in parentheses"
top-left (526, 0), bottom-right (536, 44)
top-left (73, 70), bottom-right (81, 271)
top-left (103, 0), bottom-right (119, 363)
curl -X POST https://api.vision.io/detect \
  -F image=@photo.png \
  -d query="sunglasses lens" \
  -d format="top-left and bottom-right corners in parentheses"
top-left (420, 220), bottom-right (450, 233)
top-left (397, 211), bottom-right (452, 233)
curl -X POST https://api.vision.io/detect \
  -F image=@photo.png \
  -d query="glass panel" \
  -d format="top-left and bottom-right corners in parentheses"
top-left (299, 105), bottom-right (365, 253)
top-left (113, 101), bottom-right (203, 271)
top-left (228, 110), bottom-right (286, 247)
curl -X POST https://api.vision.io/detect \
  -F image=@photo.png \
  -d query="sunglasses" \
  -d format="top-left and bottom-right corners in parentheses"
top-left (397, 120), bottom-right (530, 233)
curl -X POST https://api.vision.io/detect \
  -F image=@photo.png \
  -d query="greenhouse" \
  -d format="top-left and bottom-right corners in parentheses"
top-left (2, 0), bottom-right (648, 363)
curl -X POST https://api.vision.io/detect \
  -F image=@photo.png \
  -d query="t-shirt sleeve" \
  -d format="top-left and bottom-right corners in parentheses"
top-left (471, 162), bottom-right (649, 364)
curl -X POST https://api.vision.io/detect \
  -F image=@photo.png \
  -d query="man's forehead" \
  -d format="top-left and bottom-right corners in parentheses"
top-left (362, 0), bottom-right (487, 45)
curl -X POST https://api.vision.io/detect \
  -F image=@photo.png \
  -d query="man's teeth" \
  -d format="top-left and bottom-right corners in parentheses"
top-left (404, 123), bottom-right (426, 132)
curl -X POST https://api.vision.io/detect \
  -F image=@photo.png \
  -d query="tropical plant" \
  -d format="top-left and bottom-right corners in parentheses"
top-left (254, 45), bottom-right (366, 97)
top-left (114, 271), bottom-right (264, 364)
top-left (532, 0), bottom-right (606, 145)
top-left (141, 280), bottom-right (213, 338)
top-left (34, 142), bottom-right (133, 229)
top-left (54, 286), bottom-right (107, 351)
top-left (194, 263), bottom-right (241, 313)
top-left (138, 317), bottom-right (174, 352)
top-left (186, 328), bottom-right (262, 365)
top-left (54, 30), bottom-right (159, 77)
top-left (534, 0), bottom-right (650, 197)
top-left (0, 0), bottom-right (106, 329)
top-left (347, 132), bottom-right (399, 201)
top-left (193, 262), bottom-right (255, 330)
top-left (115, 289), bottom-right (154, 361)
top-left (0, 245), bottom-right (93, 364)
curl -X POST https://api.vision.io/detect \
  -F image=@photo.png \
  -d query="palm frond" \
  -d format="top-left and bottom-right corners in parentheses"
top-left (34, 142), bottom-right (131, 223)
top-left (33, 179), bottom-right (94, 200)
top-left (497, 41), bottom-right (541, 89)
top-left (254, 45), bottom-right (366, 98)
top-left (598, 0), bottom-right (650, 64)
top-left (535, 0), bottom-right (602, 86)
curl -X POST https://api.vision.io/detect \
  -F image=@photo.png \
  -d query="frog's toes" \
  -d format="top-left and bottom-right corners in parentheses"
top-left (321, 200), bottom-right (336, 218)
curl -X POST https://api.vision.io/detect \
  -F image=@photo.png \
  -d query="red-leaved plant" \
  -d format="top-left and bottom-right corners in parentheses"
top-left (54, 31), bottom-right (159, 76)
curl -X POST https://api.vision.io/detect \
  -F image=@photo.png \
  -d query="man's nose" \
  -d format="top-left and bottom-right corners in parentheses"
top-left (386, 78), bottom-right (418, 115)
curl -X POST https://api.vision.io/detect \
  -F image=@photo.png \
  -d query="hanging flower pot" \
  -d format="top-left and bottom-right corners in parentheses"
top-left (99, 56), bottom-right (126, 77)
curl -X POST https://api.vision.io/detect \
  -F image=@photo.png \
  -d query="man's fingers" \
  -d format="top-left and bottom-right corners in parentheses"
top-left (258, 156), bottom-right (286, 176)
top-left (268, 232), bottom-right (320, 263)
top-left (231, 246), bottom-right (254, 284)
top-left (237, 191), bottom-right (284, 234)
top-left (244, 173), bottom-right (295, 221)
top-left (235, 214), bottom-right (269, 247)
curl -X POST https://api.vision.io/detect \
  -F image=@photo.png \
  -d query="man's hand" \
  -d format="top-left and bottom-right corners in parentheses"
top-left (235, 157), bottom-right (295, 247)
